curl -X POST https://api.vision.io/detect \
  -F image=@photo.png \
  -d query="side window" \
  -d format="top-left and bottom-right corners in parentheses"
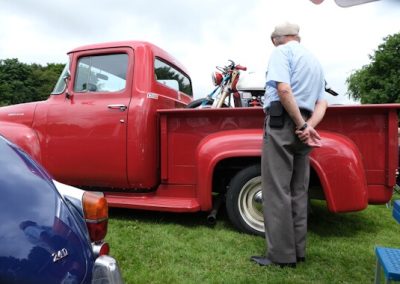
top-left (154, 58), bottom-right (193, 97)
top-left (74, 54), bottom-right (128, 93)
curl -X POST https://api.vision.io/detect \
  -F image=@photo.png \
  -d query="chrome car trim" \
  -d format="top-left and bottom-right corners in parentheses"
top-left (85, 217), bottom-right (108, 223)
top-left (53, 180), bottom-right (85, 217)
top-left (92, 255), bottom-right (124, 284)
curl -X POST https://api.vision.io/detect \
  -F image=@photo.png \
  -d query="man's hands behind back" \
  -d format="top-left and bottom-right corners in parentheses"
top-left (295, 125), bottom-right (322, 148)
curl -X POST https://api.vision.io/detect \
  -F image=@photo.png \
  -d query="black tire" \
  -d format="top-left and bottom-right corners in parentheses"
top-left (226, 164), bottom-right (265, 236)
top-left (186, 98), bottom-right (214, 108)
top-left (186, 97), bottom-right (229, 108)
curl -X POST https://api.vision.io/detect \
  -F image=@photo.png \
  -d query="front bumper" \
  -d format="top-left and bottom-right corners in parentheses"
top-left (92, 255), bottom-right (124, 284)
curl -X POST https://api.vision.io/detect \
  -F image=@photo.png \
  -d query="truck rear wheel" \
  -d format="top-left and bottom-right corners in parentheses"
top-left (226, 164), bottom-right (265, 236)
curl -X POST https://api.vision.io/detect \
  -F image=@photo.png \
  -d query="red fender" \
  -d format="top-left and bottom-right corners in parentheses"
top-left (310, 131), bottom-right (368, 212)
top-left (195, 129), bottom-right (262, 210)
top-left (195, 129), bottom-right (368, 213)
top-left (0, 122), bottom-right (42, 163)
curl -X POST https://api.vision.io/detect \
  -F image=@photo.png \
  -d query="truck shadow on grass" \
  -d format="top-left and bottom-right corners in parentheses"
top-left (109, 207), bottom-right (212, 229)
top-left (109, 200), bottom-right (383, 237)
top-left (308, 200), bottom-right (383, 238)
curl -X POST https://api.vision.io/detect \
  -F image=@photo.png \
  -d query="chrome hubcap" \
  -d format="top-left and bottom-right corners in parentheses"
top-left (238, 176), bottom-right (265, 234)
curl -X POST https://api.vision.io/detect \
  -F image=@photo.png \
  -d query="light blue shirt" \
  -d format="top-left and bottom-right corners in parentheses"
top-left (264, 41), bottom-right (326, 112)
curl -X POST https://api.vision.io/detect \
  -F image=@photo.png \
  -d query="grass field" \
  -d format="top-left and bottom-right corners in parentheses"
top-left (107, 193), bottom-right (400, 284)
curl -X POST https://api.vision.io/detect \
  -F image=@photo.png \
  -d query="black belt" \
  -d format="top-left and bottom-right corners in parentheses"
top-left (266, 107), bottom-right (311, 118)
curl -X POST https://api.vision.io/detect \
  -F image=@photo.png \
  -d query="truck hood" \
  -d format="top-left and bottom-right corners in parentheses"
top-left (0, 101), bottom-right (39, 127)
top-left (0, 137), bottom-right (93, 284)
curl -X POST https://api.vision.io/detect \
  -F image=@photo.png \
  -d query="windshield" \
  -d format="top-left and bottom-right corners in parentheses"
top-left (51, 61), bottom-right (69, 95)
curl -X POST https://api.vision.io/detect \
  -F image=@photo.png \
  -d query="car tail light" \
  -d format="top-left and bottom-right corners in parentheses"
top-left (83, 191), bottom-right (108, 243)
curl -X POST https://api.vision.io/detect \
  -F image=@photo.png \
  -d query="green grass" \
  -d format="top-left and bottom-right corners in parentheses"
top-left (107, 193), bottom-right (400, 284)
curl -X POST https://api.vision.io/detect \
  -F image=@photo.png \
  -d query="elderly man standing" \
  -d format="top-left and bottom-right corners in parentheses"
top-left (251, 22), bottom-right (328, 268)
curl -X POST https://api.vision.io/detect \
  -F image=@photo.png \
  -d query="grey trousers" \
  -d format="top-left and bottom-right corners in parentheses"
top-left (261, 114), bottom-right (311, 263)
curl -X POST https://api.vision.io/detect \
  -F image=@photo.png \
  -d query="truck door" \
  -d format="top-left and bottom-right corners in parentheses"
top-left (45, 48), bottom-right (133, 188)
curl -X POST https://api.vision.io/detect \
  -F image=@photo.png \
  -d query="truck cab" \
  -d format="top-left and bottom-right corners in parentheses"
top-left (0, 41), bottom-right (192, 190)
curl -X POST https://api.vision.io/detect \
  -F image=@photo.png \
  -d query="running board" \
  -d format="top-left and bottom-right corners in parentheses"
top-left (105, 192), bottom-right (201, 212)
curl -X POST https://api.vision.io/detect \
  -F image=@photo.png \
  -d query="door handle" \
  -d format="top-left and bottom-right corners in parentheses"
top-left (107, 104), bottom-right (127, 111)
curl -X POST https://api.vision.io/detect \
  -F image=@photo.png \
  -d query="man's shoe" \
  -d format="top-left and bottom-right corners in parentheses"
top-left (297, 257), bottom-right (306, 263)
top-left (250, 256), bottom-right (296, 268)
top-left (250, 256), bottom-right (273, 266)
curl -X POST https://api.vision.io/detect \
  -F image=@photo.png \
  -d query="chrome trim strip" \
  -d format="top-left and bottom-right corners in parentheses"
top-left (53, 180), bottom-right (85, 216)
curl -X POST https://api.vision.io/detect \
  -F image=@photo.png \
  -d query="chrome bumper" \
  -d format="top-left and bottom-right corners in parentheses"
top-left (92, 255), bottom-right (124, 284)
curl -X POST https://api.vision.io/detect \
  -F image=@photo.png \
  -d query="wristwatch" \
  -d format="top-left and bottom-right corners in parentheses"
top-left (298, 123), bottom-right (308, 131)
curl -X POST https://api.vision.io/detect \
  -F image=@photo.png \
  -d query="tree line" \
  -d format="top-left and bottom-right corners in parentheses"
top-left (346, 32), bottom-right (400, 103)
top-left (0, 59), bottom-right (64, 106)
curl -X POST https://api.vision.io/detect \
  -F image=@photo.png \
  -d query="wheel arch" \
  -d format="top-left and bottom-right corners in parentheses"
top-left (309, 131), bottom-right (368, 212)
top-left (0, 122), bottom-right (42, 163)
top-left (195, 130), bottom-right (262, 211)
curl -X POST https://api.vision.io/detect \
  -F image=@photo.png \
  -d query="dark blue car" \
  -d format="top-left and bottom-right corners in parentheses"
top-left (0, 135), bottom-right (124, 284)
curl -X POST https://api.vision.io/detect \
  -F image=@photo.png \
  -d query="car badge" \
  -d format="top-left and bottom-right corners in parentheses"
top-left (52, 248), bottom-right (69, 262)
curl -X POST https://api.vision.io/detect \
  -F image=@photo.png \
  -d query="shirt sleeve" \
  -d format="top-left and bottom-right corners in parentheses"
top-left (265, 48), bottom-right (290, 89)
top-left (317, 77), bottom-right (327, 102)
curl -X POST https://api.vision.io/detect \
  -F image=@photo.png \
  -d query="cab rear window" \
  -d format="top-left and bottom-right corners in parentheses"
top-left (154, 58), bottom-right (192, 97)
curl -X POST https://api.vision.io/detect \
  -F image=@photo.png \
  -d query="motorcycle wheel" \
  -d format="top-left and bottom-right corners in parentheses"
top-left (186, 98), bottom-right (228, 108)
top-left (186, 98), bottom-right (213, 108)
top-left (226, 164), bottom-right (265, 236)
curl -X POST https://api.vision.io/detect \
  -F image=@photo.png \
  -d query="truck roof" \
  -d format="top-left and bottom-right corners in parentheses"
top-left (68, 40), bottom-right (190, 76)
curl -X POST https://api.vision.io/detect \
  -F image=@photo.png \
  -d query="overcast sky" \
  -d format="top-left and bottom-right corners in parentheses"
top-left (0, 0), bottom-right (399, 104)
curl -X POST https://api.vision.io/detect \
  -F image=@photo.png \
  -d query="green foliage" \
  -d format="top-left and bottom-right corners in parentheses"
top-left (347, 33), bottom-right (400, 104)
top-left (0, 58), bottom-right (64, 106)
top-left (107, 195), bottom-right (400, 283)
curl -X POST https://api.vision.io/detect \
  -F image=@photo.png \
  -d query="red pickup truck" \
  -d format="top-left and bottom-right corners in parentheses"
top-left (0, 41), bottom-right (398, 236)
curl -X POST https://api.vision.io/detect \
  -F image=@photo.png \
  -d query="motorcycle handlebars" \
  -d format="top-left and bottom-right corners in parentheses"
top-left (217, 60), bottom-right (247, 73)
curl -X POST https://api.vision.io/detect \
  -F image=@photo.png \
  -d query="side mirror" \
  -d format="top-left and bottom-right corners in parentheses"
top-left (63, 70), bottom-right (71, 84)
top-left (63, 71), bottom-right (73, 100)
